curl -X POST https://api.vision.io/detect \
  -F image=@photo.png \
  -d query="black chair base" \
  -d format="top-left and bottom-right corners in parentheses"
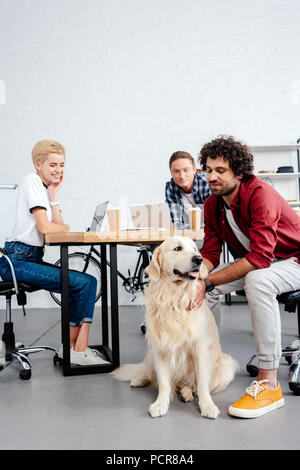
top-left (2, 320), bottom-right (56, 380)
top-left (0, 279), bottom-right (57, 380)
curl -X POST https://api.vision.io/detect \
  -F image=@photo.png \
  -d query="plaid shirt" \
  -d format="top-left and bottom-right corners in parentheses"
top-left (165, 172), bottom-right (211, 229)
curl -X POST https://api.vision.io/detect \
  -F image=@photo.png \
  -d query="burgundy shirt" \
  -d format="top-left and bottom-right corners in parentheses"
top-left (201, 175), bottom-right (300, 269)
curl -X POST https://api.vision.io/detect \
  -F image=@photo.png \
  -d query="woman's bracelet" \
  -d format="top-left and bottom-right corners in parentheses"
top-left (50, 201), bottom-right (60, 206)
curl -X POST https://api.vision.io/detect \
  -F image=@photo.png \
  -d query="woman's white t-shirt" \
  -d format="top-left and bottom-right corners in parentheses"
top-left (7, 173), bottom-right (52, 247)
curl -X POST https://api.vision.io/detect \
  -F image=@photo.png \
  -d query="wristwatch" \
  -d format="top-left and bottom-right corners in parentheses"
top-left (204, 278), bottom-right (214, 292)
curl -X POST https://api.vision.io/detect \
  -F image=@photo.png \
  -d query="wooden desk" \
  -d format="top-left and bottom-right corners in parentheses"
top-left (45, 229), bottom-right (203, 376)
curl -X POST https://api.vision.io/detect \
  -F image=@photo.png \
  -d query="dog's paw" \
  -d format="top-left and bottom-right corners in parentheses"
top-left (148, 401), bottom-right (169, 418)
top-left (199, 401), bottom-right (220, 419)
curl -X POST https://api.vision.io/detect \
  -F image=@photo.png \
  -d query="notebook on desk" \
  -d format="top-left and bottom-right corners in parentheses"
top-left (129, 203), bottom-right (172, 231)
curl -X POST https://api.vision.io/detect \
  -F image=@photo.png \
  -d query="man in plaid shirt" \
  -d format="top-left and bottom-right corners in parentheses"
top-left (165, 151), bottom-right (211, 229)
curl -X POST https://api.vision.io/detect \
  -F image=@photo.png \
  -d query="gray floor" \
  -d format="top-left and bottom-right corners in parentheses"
top-left (0, 299), bottom-right (299, 450)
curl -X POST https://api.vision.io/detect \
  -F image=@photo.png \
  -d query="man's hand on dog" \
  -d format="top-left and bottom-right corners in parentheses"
top-left (187, 279), bottom-right (206, 310)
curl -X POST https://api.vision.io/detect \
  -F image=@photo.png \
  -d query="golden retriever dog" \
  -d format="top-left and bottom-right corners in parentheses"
top-left (112, 236), bottom-right (238, 419)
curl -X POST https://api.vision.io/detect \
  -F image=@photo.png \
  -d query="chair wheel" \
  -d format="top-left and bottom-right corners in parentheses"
top-left (289, 382), bottom-right (300, 395)
top-left (53, 354), bottom-right (62, 365)
top-left (247, 364), bottom-right (259, 377)
top-left (19, 369), bottom-right (31, 380)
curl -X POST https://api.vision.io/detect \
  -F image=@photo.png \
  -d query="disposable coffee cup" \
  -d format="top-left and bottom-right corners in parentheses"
top-left (108, 209), bottom-right (121, 233)
top-left (188, 208), bottom-right (201, 230)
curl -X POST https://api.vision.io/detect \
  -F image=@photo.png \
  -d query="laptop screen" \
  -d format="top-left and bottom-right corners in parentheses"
top-left (89, 201), bottom-right (109, 231)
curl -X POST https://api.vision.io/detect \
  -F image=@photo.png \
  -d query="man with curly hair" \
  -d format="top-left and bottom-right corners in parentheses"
top-left (195, 136), bottom-right (300, 418)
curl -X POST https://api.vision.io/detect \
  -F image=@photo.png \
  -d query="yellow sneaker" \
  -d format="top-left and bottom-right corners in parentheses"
top-left (228, 380), bottom-right (285, 418)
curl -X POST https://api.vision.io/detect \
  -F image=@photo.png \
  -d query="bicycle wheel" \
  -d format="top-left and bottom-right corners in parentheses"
top-left (137, 264), bottom-right (150, 292)
top-left (49, 252), bottom-right (102, 306)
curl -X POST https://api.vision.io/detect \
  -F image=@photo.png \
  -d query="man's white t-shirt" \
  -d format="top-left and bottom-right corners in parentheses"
top-left (181, 191), bottom-right (198, 209)
top-left (7, 173), bottom-right (52, 247)
top-left (224, 205), bottom-right (250, 252)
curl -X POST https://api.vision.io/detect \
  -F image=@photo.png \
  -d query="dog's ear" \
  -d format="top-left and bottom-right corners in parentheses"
top-left (199, 261), bottom-right (209, 280)
top-left (145, 247), bottom-right (162, 281)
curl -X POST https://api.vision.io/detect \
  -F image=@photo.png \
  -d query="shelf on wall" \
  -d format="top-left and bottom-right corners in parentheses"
top-left (0, 184), bottom-right (18, 189)
top-left (255, 172), bottom-right (300, 178)
top-left (289, 201), bottom-right (300, 207)
top-left (250, 145), bottom-right (300, 151)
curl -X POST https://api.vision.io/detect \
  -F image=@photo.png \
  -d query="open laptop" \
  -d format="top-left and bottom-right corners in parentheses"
top-left (129, 203), bottom-right (173, 231)
top-left (88, 201), bottom-right (109, 231)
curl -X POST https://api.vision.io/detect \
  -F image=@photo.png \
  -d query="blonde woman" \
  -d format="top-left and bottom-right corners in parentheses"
top-left (0, 140), bottom-right (108, 366)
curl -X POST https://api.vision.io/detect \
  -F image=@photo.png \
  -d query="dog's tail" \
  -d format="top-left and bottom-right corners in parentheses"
top-left (111, 362), bottom-right (145, 381)
top-left (111, 361), bottom-right (153, 387)
top-left (210, 353), bottom-right (239, 394)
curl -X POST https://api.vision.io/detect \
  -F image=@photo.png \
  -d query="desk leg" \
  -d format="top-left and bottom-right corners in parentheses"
top-left (110, 243), bottom-right (120, 367)
top-left (61, 244), bottom-right (71, 376)
top-left (100, 244), bottom-right (109, 347)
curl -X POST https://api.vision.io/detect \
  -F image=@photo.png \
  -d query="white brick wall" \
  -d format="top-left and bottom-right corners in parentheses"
top-left (1, 0), bottom-right (300, 308)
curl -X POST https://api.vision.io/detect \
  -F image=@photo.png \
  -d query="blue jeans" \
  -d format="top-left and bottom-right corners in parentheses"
top-left (0, 241), bottom-right (97, 326)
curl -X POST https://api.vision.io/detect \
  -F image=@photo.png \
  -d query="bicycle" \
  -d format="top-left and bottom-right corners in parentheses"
top-left (49, 243), bottom-right (153, 306)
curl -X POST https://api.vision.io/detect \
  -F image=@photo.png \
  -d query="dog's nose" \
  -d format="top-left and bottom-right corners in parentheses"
top-left (191, 255), bottom-right (202, 266)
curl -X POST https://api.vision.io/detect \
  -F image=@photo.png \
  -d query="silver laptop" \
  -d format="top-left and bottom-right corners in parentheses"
top-left (129, 203), bottom-right (172, 230)
top-left (89, 201), bottom-right (109, 231)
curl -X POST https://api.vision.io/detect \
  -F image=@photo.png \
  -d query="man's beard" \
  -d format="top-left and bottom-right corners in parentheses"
top-left (209, 181), bottom-right (239, 197)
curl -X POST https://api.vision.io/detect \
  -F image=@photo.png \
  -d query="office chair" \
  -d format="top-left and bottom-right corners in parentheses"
top-left (0, 248), bottom-right (56, 380)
